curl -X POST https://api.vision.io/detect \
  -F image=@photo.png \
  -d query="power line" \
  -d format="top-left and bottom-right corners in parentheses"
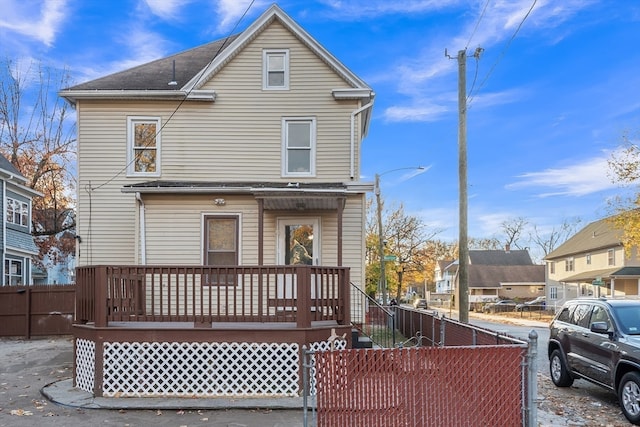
top-left (90, 0), bottom-right (256, 191)
top-left (467, 0), bottom-right (538, 107)
top-left (465, 0), bottom-right (491, 50)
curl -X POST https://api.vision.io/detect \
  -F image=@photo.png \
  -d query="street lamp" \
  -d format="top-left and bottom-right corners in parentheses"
top-left (374, 166), bottom-right (425, 305)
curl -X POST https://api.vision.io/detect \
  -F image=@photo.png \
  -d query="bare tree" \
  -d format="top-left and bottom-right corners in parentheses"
top-left (0, 58), bottom-right (77, 266)
top-left (530, 218), bottom-right (581, 260)
top-left (500, 216), bottom-right (529, 249)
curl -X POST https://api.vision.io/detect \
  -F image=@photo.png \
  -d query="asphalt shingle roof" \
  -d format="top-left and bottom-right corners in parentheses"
top-left (66, 36), bottom-right (240, 92)
top-left (468, 249), bottom-right (533, 266)
top-left (546, 217), bottom-right (622, 260)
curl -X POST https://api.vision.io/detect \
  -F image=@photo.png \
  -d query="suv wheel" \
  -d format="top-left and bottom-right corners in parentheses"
top-left (619, 372), bottom-right (640, 425)
top-left (549, 349), bottom-right (573, 387)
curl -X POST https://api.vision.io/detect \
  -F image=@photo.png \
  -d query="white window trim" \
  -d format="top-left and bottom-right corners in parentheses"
top-left (6, 197), bottom-right (29, 227)
top-left (127, 116), bottom-right (161, 177)
top-left (281, 117), bottom-right (316, 177)
top-left (263, 49), bottom-right (289, 90)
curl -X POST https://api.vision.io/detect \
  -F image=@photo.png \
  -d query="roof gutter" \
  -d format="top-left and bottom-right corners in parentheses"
top-left (58, 89), bottom-right (216, 105)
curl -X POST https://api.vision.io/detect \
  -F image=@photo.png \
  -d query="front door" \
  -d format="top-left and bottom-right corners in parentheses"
top-left (277, 218), bottom-right (319, 265)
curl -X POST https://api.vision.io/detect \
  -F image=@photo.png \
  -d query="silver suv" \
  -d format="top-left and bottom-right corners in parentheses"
top-left (548, 298), bottom-right (640, 425)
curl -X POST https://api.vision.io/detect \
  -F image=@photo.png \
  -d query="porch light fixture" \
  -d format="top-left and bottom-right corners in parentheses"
top-left (375, 166), bottom-right (426, 305)
top-left (214, 198), bottom-right (226, 206)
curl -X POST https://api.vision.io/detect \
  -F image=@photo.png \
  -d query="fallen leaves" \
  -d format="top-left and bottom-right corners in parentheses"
top-left (10, 408), bottom-right (33, 416)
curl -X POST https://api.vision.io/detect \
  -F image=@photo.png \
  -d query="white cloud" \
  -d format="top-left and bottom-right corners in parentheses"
top-left (506, 153), bottom-right (618, 197)
top-left (143, 0), bottom-right (192, 20)
top-left (378, 0), bottom-right (599, 123)
top-left (215, 0), bottom-right (269, 32)
top-left (318, 0), bottom-right (462, 18)
top-left (0, 0), bottom-right (67, 46)
top-left (384, 104), bottom-right (449, 122)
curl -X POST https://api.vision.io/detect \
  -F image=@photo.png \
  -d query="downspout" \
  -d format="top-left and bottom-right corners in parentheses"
top-left (136, 192), bottom-right (146, 264)
top-left (350, 101), bottom-right (374, 179)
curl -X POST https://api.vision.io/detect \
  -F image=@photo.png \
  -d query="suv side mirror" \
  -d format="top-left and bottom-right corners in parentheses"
top-left (590, 321), bottom-right (610, 334)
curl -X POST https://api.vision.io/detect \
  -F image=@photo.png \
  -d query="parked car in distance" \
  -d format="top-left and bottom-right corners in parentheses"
top-left (483, 299), bottom-right (516, 313)
top-left (548, 297), bottom-right (640, 425)
top-left (516, 296), bottom-right (546, 311)
top-left (413, 299), bottom-right (427, 309)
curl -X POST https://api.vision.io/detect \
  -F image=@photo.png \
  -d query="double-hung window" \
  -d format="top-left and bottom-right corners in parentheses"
top-left (6, 198), bottom-right (28, 226)
top-left (565, 257), bottom-right (574, 272)
top-left (282, 117), bottom-right (316, 176)
top-left (127, 117), bottom-right (161, 176)
top-left (263, 49), bottom-right (289, 90)
top-left (5, 259), bottom-right (23, 286)
top-left (608, 249), bottom-right (615, 266)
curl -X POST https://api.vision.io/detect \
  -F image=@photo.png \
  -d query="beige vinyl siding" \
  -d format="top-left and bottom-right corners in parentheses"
top-left (75, 19), bottom-right (367, 274)
top-left (135, 193), bottom-right (364, 286)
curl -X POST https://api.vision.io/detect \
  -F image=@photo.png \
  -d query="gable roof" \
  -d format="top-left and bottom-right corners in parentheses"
top-left (0, 154), bottom-right (26, 183)
top-left (59, 4), bottom-right (373, 104)
top-left (546, 216), bottom-right (622, 260)
top-left (468, 249), bottom-right (533, 266)
top-left (469, 265), bottom-right (545, 289)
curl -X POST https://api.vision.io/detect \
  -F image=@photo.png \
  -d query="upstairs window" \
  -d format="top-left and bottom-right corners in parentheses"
top-left (263, 49), bottom-right (289, 90)
top-left (6, 198), bottom-right (28, 226)
top-left (608, 249), bottom-right (615, 266)
top-left (127, 117), bottom-right (161, 176)
top-left (565, 257), bottom-right (574, 272)
top-left (282, 117), bottom-right (316, 176)
top-left (549, 261), bottom-right (555, 275)
top-left (586, 253), bottom-right (591, 265)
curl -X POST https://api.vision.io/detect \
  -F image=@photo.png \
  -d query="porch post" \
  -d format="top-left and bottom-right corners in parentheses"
top-left (296, 266), bottom-right (311, 328)
top-left (611, 278), bottom-right (615, 297)
top-left (258, 199), bottom-right (264, 265)
top-left (340, 268), bottom-right (350, 325)
top-left (95, 266), bottom-right (108, 328)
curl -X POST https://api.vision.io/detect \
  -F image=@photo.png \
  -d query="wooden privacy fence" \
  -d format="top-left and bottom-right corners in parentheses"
top-left (0, 285), bottom-right (75, 338)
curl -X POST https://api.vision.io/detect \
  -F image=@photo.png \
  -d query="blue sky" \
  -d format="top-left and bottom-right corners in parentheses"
top-left (2, 0), bottom-right (640, 249)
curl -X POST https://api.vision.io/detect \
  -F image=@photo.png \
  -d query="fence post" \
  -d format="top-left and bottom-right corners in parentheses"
top-left (439, 313), bottom-right (446, 347)
top-left (527, 330), bottom-right (538, 427)
top-left (25, 288), bottom-right (32, 339)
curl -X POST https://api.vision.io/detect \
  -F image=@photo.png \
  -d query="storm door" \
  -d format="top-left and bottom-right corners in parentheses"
top-left (277, 218), bottom-right (319, 265)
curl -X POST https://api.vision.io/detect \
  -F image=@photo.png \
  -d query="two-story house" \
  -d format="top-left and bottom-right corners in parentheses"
top-left (545, 216), bottom-right (640, 309)
top-left (0, 155), bottom-right (41, 286)
top-left (59, 5), bottom-right (374, 399)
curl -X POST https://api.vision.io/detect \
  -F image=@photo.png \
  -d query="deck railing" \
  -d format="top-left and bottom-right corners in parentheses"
top-left (75, 265), bottom-right (350, 328)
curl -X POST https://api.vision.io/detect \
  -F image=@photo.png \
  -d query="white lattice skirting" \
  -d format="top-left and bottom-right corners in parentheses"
top-left (74, 338), bottom-right (346, 398)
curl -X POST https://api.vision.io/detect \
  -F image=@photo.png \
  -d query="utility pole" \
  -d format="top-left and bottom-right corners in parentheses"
top-left (447, 47), bottom-right (482, 323)
top-left (457, 49), bottom-right (469, 324)
top-left (375, 173), bottom-right (387, 305)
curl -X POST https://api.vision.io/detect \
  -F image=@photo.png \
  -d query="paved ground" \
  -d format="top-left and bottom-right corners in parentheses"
top-left (0, 311), bottom-right (627, 426)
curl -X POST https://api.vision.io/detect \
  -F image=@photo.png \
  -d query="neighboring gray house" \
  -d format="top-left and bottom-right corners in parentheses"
top-left (441, 249), bottom-right (545, 308)
top-left (0, 155), bottom-right (42, 285)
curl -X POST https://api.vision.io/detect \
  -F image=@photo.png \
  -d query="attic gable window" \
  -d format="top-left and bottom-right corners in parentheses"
top-left (282, 117), bottom-right (316, 177)
top-left (263, 49), bottom-right (289, 90)
top-left (127, 117), bottom-right (161, 177)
